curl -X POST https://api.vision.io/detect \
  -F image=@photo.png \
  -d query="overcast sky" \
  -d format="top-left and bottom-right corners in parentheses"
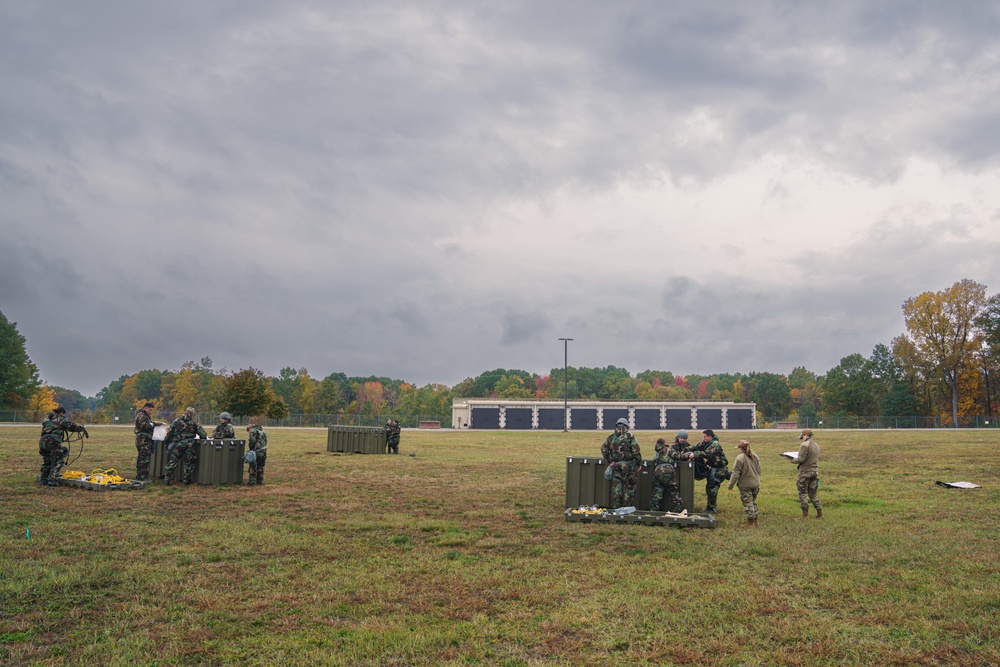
top-left (4, 1), bottom-right (1000, 396)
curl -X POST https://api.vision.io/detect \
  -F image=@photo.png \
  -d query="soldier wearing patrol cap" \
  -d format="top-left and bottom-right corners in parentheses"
top-left (134, 402), bottom-right (164, 481)
top-left (600, 417), bottom-right (642, 509)
top-left (790, 428), bottom-right (822, 518)
top-left (163, 408), bottom-right (207, 486)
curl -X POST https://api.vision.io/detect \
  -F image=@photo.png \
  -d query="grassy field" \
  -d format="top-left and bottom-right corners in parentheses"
top-left (1, 425), bottom-right (998, 666)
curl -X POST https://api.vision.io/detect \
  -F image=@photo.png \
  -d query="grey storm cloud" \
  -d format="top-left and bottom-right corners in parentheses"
top-left (4, 1), bottom-right (1000, 395)
top-left (500, 309), bottom-right (552, 346)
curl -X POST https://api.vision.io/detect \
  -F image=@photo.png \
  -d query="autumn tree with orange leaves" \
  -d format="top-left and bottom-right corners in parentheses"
top-left (895, 279), bottom-right (987, 427)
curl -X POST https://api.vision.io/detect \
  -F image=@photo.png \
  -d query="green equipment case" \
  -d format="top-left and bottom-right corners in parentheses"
top-left (196, 439), bottom-right (246, 485)
top-left (150, 440), bottom-right (183, 482)
top-left (327, 425), bottom-right (387, 454)
top-left (565, 456), bottom-right (696, 513)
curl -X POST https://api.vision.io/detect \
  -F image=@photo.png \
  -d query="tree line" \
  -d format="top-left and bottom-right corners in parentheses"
top-left (2, 279), bottom-right (1000, 426)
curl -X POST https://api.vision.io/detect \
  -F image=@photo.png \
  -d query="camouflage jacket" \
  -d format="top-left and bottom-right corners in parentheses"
top-left (40, 413), bottom-right (84, 445)
top-left (134, 411), bottom-right (155, 436)
top-left (165, 415), bottom-right (207, 444)
top-left (601, 430), bottom-right (642, 466)
top-left (691, 436), bottom-right (728, 469)
top-left (248, 426), bottom-right (267, 451)
top-left (385, 422), bottom-right (401, 444)
top-left (212, 421), bottom-right (236, 439)
top-left (654, 440), bottom-right (690, 467)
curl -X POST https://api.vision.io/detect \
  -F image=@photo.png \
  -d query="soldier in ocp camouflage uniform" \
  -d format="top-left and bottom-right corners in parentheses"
top-left (689, 429), bottom-right (729, 514)
top-left (385, 419), bottom-right (401, 454)
top-left (791, 428), bottom-right (822, 519)
top-left (38, 406), bottom-right (87, 486)
top-left (212, 412), bottom-right (235, 439)
top-left (247, 422), bottom-right (267, 485)
top-left (163, 407), bottom-right (207, 485)
top-left (600, 417), bottom-right (642, 509)
top-left (134, 402), bottom-right (164, 481)
top-left (650, 437), bottom-right (688, 513)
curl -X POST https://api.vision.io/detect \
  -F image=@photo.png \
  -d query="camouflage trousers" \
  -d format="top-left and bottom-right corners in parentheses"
top-left (797, 471), bottom-right (821, 511)
top-left (650, 463), bottom-right (683, 512)
top-left (248, 450), bottom-right (267, 485)
top-left (135, 434), bottom-right (153, 480)
top-left (38, 439), bottom-right (64, 483)
top-left (738, 487), bottom-right (760, 521)
top-left (609, 461), bottom-right (638, 509)
top-left (699, 467), bottom-right (728, 511)
top-left (387, 437), bottom-right (399, 454)
top-left (164, 440), bottom-right (198, 483)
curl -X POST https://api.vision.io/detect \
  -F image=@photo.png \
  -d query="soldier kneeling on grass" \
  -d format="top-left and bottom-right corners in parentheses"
top-left (38, 406), bottom-right (88, 486)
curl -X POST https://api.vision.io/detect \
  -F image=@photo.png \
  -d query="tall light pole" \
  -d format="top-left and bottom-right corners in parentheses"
top-left (558, 338), bottom-right (573, 432)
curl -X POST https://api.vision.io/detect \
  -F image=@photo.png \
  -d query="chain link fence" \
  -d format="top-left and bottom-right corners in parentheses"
top-left (769, 415), bottom-right (1000, 429)
top-left (0, 410), bottom-right (451, 429)
top-left (5, 409), bottom-right (999, 429)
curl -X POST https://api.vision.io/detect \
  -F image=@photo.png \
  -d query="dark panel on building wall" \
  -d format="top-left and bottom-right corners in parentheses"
top-left (633, 408), bottom-right (661, 430)
top-left (727, 408), bottom-right (754, 429)
top-left (570, 408), bottom-right (598, 430)
top-left (603, 408), bottom-right (628, 428)
top-left (505, 408), bottom-right (533, 430)
top-left (537, 408), bottom-right (565, 430)
top-left (697, 408), bottom-right (723, 430)
top-left (471, 407), bottom-right (500, 430)
top-left (665, 408), bottom-right (694, 430)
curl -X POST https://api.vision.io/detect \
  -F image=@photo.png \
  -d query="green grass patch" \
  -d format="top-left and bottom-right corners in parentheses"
top-left (1, 426), bottom-right (998, 665)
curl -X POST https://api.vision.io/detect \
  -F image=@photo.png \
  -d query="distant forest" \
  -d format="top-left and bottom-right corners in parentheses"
top-left (5, 280), bottom-right (1000, 425)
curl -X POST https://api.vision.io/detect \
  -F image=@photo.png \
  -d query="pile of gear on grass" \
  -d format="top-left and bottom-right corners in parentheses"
top-left (36, 405), bottom-right (268, 490)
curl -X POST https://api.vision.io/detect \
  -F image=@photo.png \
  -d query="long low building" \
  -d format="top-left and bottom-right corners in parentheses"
top-left (451, 399), bottom-right (756, 430)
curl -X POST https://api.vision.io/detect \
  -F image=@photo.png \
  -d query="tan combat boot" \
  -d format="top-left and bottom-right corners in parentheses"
top-left (815, 508), bottom-right (823, 519)
top-left (800, 508), bottom-right (809, 519)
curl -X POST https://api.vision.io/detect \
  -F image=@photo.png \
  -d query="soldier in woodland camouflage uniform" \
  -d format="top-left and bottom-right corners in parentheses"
top-left (38, 406), bottom-right (87, 486)
top-left (650, 437), bottom-right (687, 513)
top-left (247, 422), bottom-right (267, 485)
top-left (689, 429), bottom-right (730, 514)
top-left (212, 412), bottom-right (235, 439)
top-left (600, 417), bottom-right (642, 509)
top-left (163, 407), bottom-right (207, 485)
top-left (385, 419), bottom-right (401, 454)
top-left (133, 402), bottom-right (164, 481)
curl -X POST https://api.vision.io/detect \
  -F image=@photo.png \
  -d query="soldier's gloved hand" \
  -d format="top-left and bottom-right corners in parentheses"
top-left (82, 427), bottom-right (89, 438)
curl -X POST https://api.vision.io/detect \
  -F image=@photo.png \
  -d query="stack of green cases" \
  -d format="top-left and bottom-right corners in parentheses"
top-left (327, 426), bottom-right (387, 454)
top-left (565, 457), bottom-right (697, 513)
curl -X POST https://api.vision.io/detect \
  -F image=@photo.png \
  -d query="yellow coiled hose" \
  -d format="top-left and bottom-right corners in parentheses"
top-left (59, 469), bottom-right (131, 484)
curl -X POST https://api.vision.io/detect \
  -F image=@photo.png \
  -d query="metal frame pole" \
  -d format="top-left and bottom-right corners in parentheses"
top-left (558, 338), bottom-right (573, 432)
